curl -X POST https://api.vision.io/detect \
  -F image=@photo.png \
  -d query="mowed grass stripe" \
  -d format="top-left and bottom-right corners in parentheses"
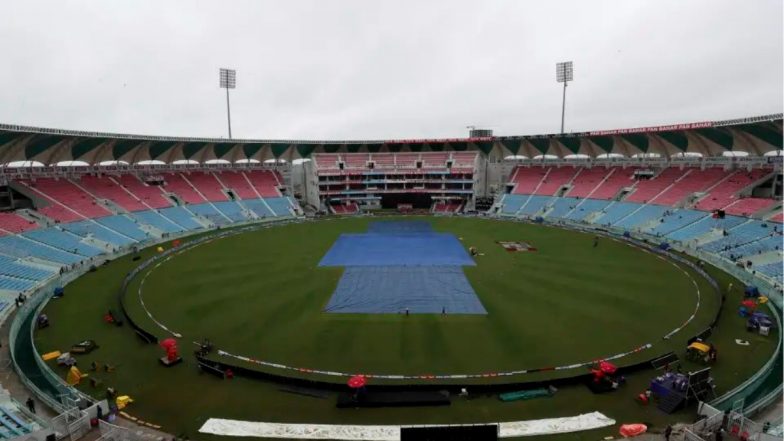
top-left (132, 217), bottom-right (700, 375)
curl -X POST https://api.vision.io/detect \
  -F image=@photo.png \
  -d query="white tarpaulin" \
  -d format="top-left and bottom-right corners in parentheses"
top-left (199, 412), bottom-right (616, 440)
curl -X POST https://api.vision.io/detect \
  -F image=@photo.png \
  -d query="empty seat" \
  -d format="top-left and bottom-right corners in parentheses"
top-left (242, 199), bottom-right (276, 218)
top-left (23, 229), bottom-right (103, 257)
top-left (0, 213), bottom-right (38, 235)
top-left (96, 215), bottom-right (149, 241)
top-left (61, 220), bottom-right (137, 246)
top-left (159, 207), bottom-right (204, 230)
top-left (132, 211), bottom-right (186, 234)
top-left (19, 178), bottom-right (111, 219)
top-left (264, 197), bottom-right (294, 217)
top-left (0, 236), bottom-right (81, 265)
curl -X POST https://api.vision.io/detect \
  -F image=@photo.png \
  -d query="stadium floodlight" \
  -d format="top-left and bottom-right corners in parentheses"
top-left (219, 68), bottom-right (237, 139)
top-left (556, 61), bottom-right (573, 134)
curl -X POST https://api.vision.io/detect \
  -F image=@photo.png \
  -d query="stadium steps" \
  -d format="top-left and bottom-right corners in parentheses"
top-left (189, 203), bottom-right (233, 225)
top-left (12, 181), bottom-right (86, 223)
top-left (96, 215), bottom-right (150, 241)
top-left (180, 206), bottom-right (214, 228)
top-left (603, 202), bottom-right (646, 226)
top-left (265, 197), bottom-right (295, 217)
top-left (176, 174), bottom-right (233, 222)
top-left (519, 195), bottom-right (552, 217)
top-left (59, 221), bottom-right (127, 248)
top-left (746, 250), bottom-right (783, 266)
top-left (22, 229), bottom-right (103, 257)
top-left (694, 169), bottom-right (776, 212)
top-left (158, 206), bottom-right (206, 230)
top-left (0, 405), bottom-right (33, 437)
top-left (564, 199), bottom-right (612, 221)
top-left (131, 211), bottom-right (186, 235)
top-left (0, 256), bottom-right (54, 281)
top-left (614, 204), bottom-right (669, 229)
top-left (113, 175), bottom-right (172, 209)
top-left (542, 197), bottom-right (578, 219)
top-left (240, 175), bottom-right (277, 213)
top-left (61, 228), bottom-right (114, 252)
top-left (647, 210), bottom-right (707, 237)
top-left (68, 178), bottom-right (126, 215)
top-left (689, 169), bottom-right (742, 208)
top-left (566, 167), bottom-right (613, 199)
top-left (645, 168), bottom-right (696, 206)
top-left (212, 201), bottom-right (252, 222)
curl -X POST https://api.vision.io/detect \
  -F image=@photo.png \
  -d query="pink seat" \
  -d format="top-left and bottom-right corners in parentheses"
top-left (534, 167), bottom-right (580, 196)
top-left (625, 168), bottom-right (687, 204)
top-left (244, 170), bottom-right (281, 197)
top-left (79, 175), bottom-right (147, 212)
top-left (566, 167), bottom-right (612, 198)
top-left (590, 168), bottom-right (638, 200)
top-left (0, 212), bottom-right (38, 234)
top-left (19, 178), bottom-right (109, 220)
top-left (723, 198), bottom-right (777, 217)
top-left (116, 175), bottom-right (171, 209)
top-left (695, 169), bottom-right (773, 211)
top-left (161, 173), bottom-right (206, 204)
top-left (185, 172), bottom-right (228, 202)
top-left (650, 168), bottom-right (726, 207)
top-left (215, 171), bottom-right (258, 199)
top-left (509, 166), bottom-right (549, 195)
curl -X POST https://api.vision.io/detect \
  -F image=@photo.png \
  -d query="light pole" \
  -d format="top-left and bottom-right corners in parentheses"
top-left (219, 68), bottom-right (236, 139)
top-left (556, 61), bottom-right (573, 134)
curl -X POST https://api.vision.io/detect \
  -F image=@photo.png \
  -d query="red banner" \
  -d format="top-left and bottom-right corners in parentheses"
top-left (589, 121), bottom-right (713, 136)
top-left (384, 137), bottom-right (493, 144)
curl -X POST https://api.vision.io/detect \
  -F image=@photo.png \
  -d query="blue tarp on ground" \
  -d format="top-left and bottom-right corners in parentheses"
top-left (318, 233), bottom-right (476, 267)
top-left (321, 221), bottom-right (483, 314)
top-left (324, 266), bottom-right (487, 314)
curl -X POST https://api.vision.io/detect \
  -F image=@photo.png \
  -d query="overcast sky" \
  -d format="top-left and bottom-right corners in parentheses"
top-left (0, 0), bottom-right (781, 140)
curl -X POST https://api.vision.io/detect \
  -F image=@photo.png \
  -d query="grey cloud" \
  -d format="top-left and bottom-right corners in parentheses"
top-left (0, 0), bottom-right (780, 140)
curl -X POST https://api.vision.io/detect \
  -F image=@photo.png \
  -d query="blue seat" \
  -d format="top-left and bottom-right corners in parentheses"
top-left (132, 211), bottom-right (185, 233)
top-left (189, 203), bottom-right (231, 225)
top-left (0, 236), bottom-right (81, 265)
top-left (666, 215), bottom-right (746, 242)
top-left (23, 229), bottom-right (103, 257)
top-left (213, 201), bottom-right (249, 222)
top-left (701, 220), bottom-right (773, 253)
top-left (545, 197), bottom-right (579, 219)
top-left (0, 255), bottom-right (53, 281)
top-left (96, 215), bottom-right (149, 241)
top-left (614, 205), bottom-right (669, 229)
top-left (519, 195), bottom-right (551, 216)
top-left (0, 276), bottom-right (35, 292)
top-left (592, 202), bottom-right (643, 226)
top-left (265, 197), bottom-right (294, 217)
top-left (243, 199), bottom-right (276, 218)
top-left (648, 209), bottom-right (707, 236)
top-left (159, 207), bottom-right (204, 230)
top-left (62, 220), bottom-right (137, 246)
top-left (500, 195), bottom-right (526, 214)
top-left (564, 199), bottom-right (612, 221)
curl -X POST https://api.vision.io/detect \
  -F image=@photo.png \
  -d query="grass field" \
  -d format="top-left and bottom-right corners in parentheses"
top-left (35, 216), bottom-right (778, 440)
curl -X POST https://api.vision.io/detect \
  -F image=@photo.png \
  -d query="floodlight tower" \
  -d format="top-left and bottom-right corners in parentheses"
top-left (219, 68), bottom-right (236, 139)
top-left (556, 61), bottom-right (573, 134)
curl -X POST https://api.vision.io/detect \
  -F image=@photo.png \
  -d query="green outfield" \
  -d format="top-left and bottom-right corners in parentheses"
top-left (35, 216), bottom-right (777, 440)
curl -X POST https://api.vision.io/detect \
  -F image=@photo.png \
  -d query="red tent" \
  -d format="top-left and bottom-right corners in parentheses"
top-left (598, 361), bottom-right (617, 375)
top-left (160, 338), bottom-right (179, 362)
top-left (347, 375), bottom-right (367, 389)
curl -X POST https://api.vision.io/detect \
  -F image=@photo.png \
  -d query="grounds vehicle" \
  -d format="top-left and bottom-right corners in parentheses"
top-left (686, 341), bottom-right (715, 364)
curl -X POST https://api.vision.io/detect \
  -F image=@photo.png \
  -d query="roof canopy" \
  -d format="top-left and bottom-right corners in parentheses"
top-left (0, 114), bottom-right (780, 164)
